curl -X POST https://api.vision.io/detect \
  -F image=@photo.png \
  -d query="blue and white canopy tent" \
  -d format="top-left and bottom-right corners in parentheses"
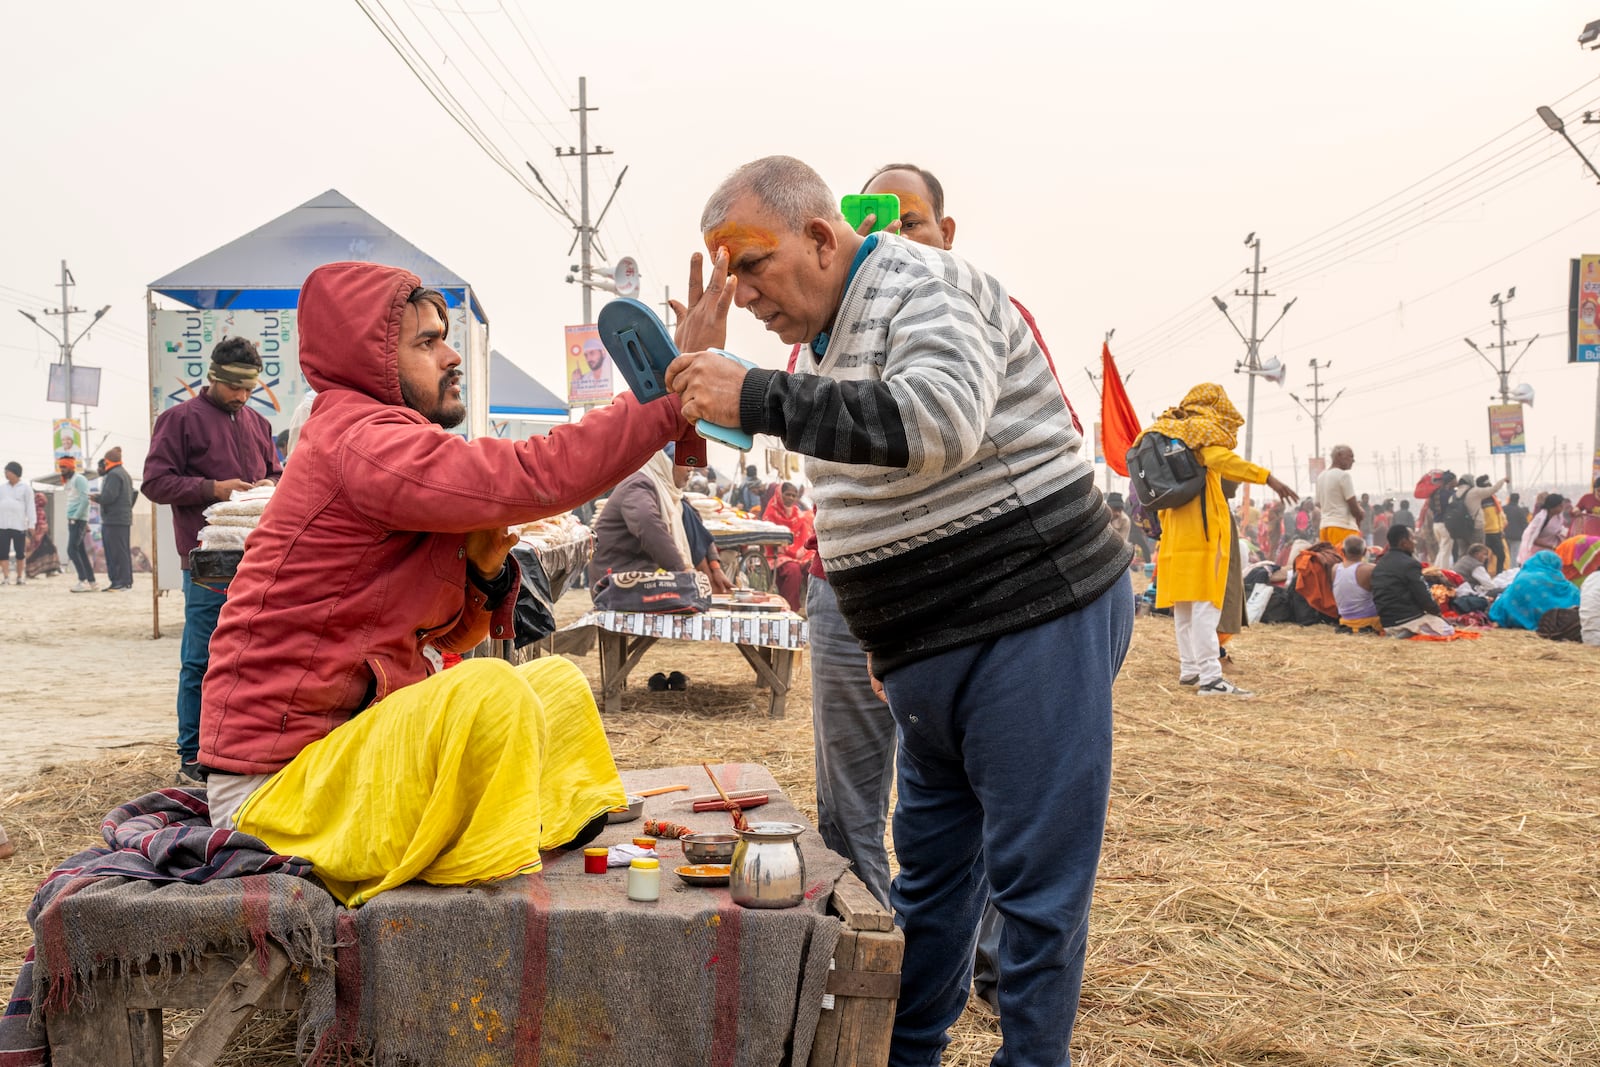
top-left (488, 350), bottom-right (569, 439)
top-left (146, 189), bottom-right (492, 448)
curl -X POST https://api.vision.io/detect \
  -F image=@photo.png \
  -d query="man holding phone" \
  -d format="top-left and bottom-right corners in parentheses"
top-left (812, 161), bottom-right (1080, 1012)
top-left (667, 156), bottom-right (1133, 1067)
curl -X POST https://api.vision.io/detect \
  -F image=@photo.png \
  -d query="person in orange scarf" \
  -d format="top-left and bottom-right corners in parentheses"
top-left (1139, 384), bottom-right (1298, 696)
top-left (762, 481), bottom-right (815, 612)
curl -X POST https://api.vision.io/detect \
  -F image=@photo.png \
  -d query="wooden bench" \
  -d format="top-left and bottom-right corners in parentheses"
top-left (46, 871), bottom-right (900, 1067)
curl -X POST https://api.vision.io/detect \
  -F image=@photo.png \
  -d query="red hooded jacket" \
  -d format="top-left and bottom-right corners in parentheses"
top-left (200, 262), bottom-right (701, 774)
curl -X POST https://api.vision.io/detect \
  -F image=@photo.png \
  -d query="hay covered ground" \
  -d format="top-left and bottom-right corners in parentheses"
top-left (3, 576), bottom-right (1598, 1065)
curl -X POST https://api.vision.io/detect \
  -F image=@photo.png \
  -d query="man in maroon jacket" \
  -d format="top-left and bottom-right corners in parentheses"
top-left (199, 262), bottom-right (703, 904)
top-left (141, 337), bottom-right (281, 783)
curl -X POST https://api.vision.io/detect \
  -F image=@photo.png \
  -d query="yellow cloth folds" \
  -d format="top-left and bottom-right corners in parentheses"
top-left (1340, 615), bottom-right (1384, 634)
top-left (1320, 526), bottom-right (1360, 548)
top-left (236, 657), bottom-right (624, 906)
top-left (1144, 383), bottom-right (1244, 451)
top-left (1154, 444), bottom-right (1269, 609)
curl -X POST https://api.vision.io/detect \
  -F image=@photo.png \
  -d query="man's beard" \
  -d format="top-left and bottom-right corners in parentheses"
top-left (402, 370), bottom-right (466, 429)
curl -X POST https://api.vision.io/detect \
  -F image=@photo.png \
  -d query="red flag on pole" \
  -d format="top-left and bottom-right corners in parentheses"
top-left (1100, 342), bottom-right (1140, 477)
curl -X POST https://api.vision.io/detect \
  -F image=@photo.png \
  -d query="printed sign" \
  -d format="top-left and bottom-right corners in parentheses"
top-left (566, 324), bottom-right (613, 405)
top-left (1569, 255), bottom-right (1600, 363)
top-left (52, 418), bottom-right (82, 460)
top-left (1487, 404), bottom-right (1526, 455)
top-left (149, 309), bottom-right (306, 436)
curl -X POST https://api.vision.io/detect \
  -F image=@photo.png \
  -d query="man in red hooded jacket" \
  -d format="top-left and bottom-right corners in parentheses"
top-left (199, 262), bottom-right (706, 904)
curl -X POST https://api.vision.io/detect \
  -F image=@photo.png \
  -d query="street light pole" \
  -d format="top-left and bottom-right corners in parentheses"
top-left (1465, 291), bottom-right (1537, 487)
top-left (17, 261), bottom-right (110, 431)
top-left (1211, 234), bottom-right (1295, 465)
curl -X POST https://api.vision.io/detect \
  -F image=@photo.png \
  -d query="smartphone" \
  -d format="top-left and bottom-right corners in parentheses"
top-left (840, 193), bottom-right (900, 233)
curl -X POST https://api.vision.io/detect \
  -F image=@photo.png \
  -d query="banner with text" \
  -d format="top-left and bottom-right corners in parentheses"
top-left (149, 308), bottom-right (305, 436)
top-left (1569, 255), bottom-right (1600, 363)
top-left (1487, 404), bottom-right (1526, 455)
top-left (566, 324), bottom-right (612, 405)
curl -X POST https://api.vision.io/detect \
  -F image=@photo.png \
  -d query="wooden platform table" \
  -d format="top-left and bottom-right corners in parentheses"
top-left (557, 603), bottom-right (807, 717)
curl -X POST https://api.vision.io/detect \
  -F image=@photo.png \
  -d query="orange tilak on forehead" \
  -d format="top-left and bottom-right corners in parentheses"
top-left (704, 222), bottom-right (780, 265)
top-left (879, 188), bottom-right (934, 219)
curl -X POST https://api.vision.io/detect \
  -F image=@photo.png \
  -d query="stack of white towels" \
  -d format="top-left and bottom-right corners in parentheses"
top-left (197, 484), bottom-right (274, 551)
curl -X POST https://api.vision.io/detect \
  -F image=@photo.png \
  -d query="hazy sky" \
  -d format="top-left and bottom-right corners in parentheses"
top-left (7, 1), bottom-right (1600, 498)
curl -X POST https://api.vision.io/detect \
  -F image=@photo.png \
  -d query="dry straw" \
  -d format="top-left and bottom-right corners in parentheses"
top-left (3, 611), bottom-right (1597, 1064)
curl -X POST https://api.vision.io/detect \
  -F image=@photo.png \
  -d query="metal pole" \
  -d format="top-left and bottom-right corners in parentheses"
top-left (577, 76), bottom-right (592, 327)
top-left (1243, 239), bottom-right (1262, 464)
top-left (59, 260), bottom-right (74, 425)
top-left (1495, 300), bottom-right (1514, 486)
top-left (1593, 362), bottom-right (1600, 491)
top-left (1309, 359), bottom-right (1321, 462)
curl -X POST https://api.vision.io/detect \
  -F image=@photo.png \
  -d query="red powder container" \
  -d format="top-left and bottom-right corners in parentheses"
top-left (583, 846), bottom-right (609, 874)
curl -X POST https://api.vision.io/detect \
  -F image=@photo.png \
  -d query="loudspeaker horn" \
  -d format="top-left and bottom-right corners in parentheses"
top-left (1257, 357), bottom-right (1287, 386)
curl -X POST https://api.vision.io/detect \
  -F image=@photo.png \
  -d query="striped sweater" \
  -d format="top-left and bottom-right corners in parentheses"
top-left (738, 235), bottom-right (1131, 673)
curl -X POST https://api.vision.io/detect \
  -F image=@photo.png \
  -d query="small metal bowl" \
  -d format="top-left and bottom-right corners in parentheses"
top-left (606, 794), bottom-right (644, 823)
top-left (675, 863), bottom-right (731, 887)
top-left (681, 832), bottom-right (738, 864)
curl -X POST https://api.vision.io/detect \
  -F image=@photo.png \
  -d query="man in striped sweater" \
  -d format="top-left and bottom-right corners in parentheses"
top-left (668, 156), bottom-right (1133, 1067)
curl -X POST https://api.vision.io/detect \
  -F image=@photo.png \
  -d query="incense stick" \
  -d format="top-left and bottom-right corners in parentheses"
top-left (700, 762), bottom-right (749, 831)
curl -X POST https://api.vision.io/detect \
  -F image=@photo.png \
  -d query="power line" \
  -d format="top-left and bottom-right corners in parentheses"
top-left (423, 0), bottom-right (564, 148)
top-left (496, 0), bottom-right (570, 105)
top-left (1272, 76), bottom-right (1600, 266)
top-left (1274, 203), bottom-right (1600, 361)
top-left (1120, 140), bottom-right (1595, 375)
top-left (1115, 85), bottom-right (1600, 368)
top-left (352, 0), bottom-right (568, 223)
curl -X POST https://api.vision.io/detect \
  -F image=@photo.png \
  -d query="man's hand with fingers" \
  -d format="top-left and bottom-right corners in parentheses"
top-left (668, 248), bottom-right (737, 354)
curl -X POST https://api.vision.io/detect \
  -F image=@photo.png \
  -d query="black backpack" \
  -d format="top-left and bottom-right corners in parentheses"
top-left (1442, 494), bottom-right (1474, 541)
top-left (1128, 431), bottom-right (1206, 506)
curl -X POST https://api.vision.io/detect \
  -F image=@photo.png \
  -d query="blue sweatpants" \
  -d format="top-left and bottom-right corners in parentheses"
top-left (178, 570), bottom-right (229, 764)
top-left (884, 572), bottom-right (1133, 1067)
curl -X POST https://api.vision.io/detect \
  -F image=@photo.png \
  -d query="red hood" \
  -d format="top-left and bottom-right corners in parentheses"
top-left (299, 261), bottom-right (418, 405)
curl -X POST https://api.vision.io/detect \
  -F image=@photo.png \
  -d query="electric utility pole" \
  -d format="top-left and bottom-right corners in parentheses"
top-left (1211, 234), bottom-right (1295, 464)
top-left (1464, 287), bottom-right (1538, 487)
top-left (526, 76), bottom-right (626, 327)
top-left (1290, 358), bottom-right (1342, 464)
top-left (16, 260), bottom-right (110, 427)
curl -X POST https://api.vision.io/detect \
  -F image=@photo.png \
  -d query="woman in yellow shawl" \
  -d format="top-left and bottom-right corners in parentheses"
top-left (1140, 384), bottom-right (1298, 696)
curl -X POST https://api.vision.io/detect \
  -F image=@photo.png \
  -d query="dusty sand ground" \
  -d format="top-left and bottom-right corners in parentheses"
top-left (0, 570), bottom-right (182, 788)
top-left (5, 566), bottom-right (1600, 1064)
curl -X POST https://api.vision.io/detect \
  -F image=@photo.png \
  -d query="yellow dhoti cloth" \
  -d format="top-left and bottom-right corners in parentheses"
top-left (236, 657), bottom-right (624, 906)
top-left (1320, 526), bottom-right (1360, 547)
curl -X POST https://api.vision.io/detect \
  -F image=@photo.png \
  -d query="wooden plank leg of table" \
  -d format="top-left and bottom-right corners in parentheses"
top-left (735, 645), bottom-right (795, 718)
top-left (46, 977), bottom-right (142, 1067)
top-left (599, 631), bottom-right (658, 714)
top-left (810, 872), bottom-right (902, 1067)
top-left (164, 946), bottom-right (292, 1067)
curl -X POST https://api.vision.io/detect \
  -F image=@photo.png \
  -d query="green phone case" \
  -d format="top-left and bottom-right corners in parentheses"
top-left (840, 193), bottom-right (900, 232)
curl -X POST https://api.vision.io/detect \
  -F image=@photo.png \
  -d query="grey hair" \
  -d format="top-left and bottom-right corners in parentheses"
top-left (700, 155), bottom-right (843, 234)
